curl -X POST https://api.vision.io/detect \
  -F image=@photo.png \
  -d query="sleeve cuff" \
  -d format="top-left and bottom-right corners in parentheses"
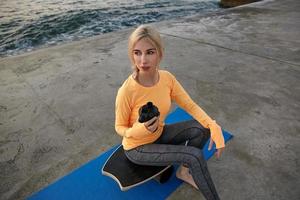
top-left (208, 121), bottom-right (225, 149)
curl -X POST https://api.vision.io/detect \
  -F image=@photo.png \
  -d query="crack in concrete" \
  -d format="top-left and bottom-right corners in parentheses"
top-left (161, 32), bottom-right (300, 67)
top-left (13, 143), bottom-right (24, 163)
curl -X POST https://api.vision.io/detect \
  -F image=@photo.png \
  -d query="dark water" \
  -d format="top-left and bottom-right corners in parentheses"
top-left (0, 0), bottom-right (221, 57)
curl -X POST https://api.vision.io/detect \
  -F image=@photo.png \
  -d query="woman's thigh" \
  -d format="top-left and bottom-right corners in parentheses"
top-left (125, 143), bottom-right (204, 167)
top-left (156, 119), bottom-right (210, 149)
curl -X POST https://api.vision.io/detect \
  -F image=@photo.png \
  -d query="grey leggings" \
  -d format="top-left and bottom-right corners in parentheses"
top-left (125, 119), bottom-right (220, 200)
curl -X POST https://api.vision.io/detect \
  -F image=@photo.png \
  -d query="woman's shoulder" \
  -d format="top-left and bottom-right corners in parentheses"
top-left (159, 69), bottom-right (176, 81)
top-left (118, 74), bottom-right (135, 93)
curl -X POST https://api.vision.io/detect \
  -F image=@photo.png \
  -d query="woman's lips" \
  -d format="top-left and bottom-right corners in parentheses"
top-left (141, 66), bottom-right (150, 70)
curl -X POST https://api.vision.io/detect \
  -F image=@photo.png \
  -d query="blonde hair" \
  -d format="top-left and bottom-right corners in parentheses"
top-left (128, 25), bottom-right (164, 77)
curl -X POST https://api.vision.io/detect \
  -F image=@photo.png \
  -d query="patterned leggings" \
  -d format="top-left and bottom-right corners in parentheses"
top-left (125, 119), bottom-right (220, 200)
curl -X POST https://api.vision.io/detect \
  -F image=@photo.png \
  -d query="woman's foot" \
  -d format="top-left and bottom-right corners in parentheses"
top-left (176, 165), bottom-right (199, 190)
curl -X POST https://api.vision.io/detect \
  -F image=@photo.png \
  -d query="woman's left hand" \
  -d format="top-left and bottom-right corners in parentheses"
top-left (208, 138), bottom-right (225, 159)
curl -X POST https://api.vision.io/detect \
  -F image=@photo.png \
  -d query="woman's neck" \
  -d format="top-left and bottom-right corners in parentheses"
top-left (136, 70), bottom-right (159, 87)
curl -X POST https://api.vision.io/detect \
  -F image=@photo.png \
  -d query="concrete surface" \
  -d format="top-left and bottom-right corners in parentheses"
top-left (0, 0), bottom-right (299, 199)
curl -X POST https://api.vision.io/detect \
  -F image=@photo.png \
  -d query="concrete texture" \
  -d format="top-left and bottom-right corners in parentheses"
top-left (0, 0), bottom-right (299, 199)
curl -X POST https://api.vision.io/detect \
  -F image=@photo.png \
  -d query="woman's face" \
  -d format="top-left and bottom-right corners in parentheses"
top-left (133, 38), bottom-right (160, 74)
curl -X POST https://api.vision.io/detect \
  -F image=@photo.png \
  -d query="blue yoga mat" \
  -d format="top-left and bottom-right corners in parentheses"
top-left (28, 107), bottom-right (233, 200)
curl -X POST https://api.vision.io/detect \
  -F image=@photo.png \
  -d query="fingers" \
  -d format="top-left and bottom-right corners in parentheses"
top-left (144, 116), bottom-right (159, 132)
top-left (144, 116), bottom-right (158, 126)
top-left (216, 147), bottom-right (224, 159)
top-left (148, 118), bottom-right (159, 132)
top-left (208, 139), bottom-right (224, 159)
top-left (216, 149), bottom-right (221, 159)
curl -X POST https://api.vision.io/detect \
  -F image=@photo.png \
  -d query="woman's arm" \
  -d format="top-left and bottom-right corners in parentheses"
top-left (170, 73), bottom-right (225, 149)
top-left (115, 87), bottom-right (152, 138)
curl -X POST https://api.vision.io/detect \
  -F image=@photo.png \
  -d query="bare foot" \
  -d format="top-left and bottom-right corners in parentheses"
top-left (176, 165), bottom-right (199, 190)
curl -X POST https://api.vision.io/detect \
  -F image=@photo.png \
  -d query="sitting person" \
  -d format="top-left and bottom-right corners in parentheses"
top-left (115, 24), bottom-right (225, 200)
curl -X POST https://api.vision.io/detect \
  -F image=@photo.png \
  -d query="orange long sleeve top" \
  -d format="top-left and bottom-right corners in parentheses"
top-left (115, 70), bottom-right (225, 150)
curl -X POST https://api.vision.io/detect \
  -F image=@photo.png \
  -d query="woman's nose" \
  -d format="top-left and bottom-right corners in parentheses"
top-left (141, 54), bottom-right (147, 63)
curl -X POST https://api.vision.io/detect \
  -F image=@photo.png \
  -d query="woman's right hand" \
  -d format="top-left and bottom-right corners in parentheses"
top-left (144, 116), bottom-right (159, 133)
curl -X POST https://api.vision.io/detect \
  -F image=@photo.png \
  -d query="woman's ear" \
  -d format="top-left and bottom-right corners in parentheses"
top-left (160, 55), bottom-right (163, 61)
top-left (159, 51), bottom-right (163, 62)
top-left (158, 56), bottom-right (163, 67)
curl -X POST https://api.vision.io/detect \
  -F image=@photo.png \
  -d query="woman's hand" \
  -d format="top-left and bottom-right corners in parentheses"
top-left (144, 116), bottom-right (159, 133)
top-left (208, 138), bottom-right (225, 159)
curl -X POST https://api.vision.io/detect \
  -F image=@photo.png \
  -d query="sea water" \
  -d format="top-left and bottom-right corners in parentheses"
top-left (0, 0), bottom-right (221, 57)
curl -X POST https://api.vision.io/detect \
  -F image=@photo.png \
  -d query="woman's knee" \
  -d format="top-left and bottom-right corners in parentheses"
top-left (187, 125), bottom-right (210, 148)
top-left (188, 120), bottom-right (210, 133)
top-left (183, 146), bottom-right (203, 163)
top-left (184, 120), bottom-right (208, 134)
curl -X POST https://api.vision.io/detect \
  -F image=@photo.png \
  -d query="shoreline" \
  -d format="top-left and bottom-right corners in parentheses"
top-left (0, 0), bottom-right (222, 59)
top-left (0, 0), bottom-right (271, 61)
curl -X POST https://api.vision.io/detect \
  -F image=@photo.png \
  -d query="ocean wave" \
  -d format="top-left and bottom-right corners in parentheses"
top-left (0, 0), bottom-right (220, 57)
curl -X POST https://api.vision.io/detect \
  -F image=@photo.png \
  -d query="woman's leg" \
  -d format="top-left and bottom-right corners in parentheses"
top-left (125, 120), bottom-right (220, 200)
top-left (155, 119), bottom-right (210, 149)
top-left (156, 119), bottom-right (211, 189)
top-left (125, 144), bottom-right (220, 200)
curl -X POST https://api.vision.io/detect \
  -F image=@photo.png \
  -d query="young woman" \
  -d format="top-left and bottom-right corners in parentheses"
top-left (115, 25), bottom-right (225, 200)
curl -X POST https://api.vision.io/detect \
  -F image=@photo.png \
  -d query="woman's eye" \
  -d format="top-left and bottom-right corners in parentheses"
top-left (134, 51), bottom-right (141, 55)
top-left (148, 51), bottom-right (155, 55)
